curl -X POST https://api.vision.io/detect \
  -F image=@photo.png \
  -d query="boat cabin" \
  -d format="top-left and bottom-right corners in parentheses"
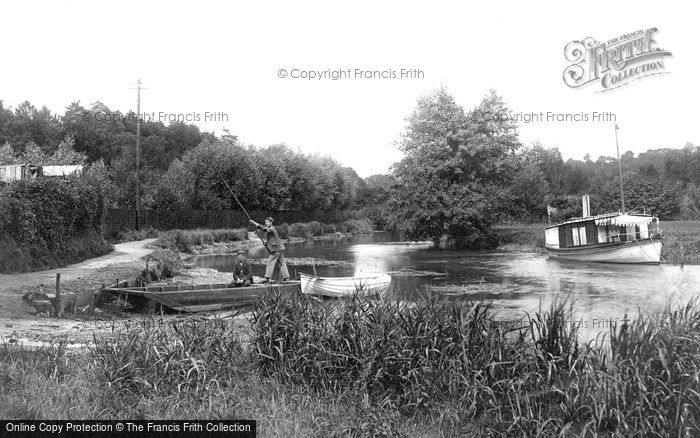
top-left (545, 214), bottom-right (661, 250)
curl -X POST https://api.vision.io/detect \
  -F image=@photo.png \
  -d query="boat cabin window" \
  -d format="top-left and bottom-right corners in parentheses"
top-left (599, 221), bottom-right (652, 243)
top-left (558, 221), bottom-right (596, 248)
top-left (572, 225), bottom-right (587, 246)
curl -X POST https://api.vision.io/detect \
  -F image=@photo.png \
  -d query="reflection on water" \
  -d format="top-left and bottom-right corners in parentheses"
top-left (193, 232), bottom-right (700, 341)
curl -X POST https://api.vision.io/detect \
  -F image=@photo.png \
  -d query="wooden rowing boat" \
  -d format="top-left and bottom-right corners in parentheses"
top-left (101, 281), bottom-right (300, 313)
top-left (300, 273), bottom-right (392, 298)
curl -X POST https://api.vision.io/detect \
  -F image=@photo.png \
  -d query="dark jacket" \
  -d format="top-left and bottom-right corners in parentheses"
top-left (233, 260), bottom-right (253, 282)
top-left (255, 224), bottom-right (286, 251)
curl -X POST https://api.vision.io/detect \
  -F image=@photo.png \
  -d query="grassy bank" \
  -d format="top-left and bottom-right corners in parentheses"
top-left (658, 221), bottom-right (700, 263)
top-left (494, 223), bottom-right (546, 252)
top-left (147, 219), bottom-right (374, 254)
top-left (495, 221), bottom-right (700, 262)
top-left (0, 232), bottom-right (113, 274)
top-left (2, 293), bottom-right (698, 436)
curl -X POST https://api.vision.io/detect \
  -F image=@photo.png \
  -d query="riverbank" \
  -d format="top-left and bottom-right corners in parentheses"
top-left (140, 218), bottom-right (374, 255)
top-left (494, 221), bottom-right (700, 263)
top-left (0, 225), bottom-right (369, 345)
top-left (0, 240), bottom-right (159, 346)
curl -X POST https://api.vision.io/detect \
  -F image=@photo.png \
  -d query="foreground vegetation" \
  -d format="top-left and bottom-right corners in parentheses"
top-left (2, 292), bottom-right (698, 437)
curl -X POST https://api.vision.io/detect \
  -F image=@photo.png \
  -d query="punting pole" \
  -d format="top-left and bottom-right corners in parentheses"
top-left (205, 158), bottom-right (271, 254)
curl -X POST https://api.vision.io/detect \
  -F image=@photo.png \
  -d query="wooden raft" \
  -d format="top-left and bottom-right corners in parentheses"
top-left (101, 281), bottom-right (301, 313)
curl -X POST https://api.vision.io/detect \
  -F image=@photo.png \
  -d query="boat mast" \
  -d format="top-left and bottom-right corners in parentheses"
top-left (615, 124), bottom-right (626, 213)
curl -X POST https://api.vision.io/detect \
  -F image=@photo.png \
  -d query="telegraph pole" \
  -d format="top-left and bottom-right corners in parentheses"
top-left (130, 79), bottom-right (147, 230)
top-left (136, 79), bottom-right (141, 229)
top-left (614, 124), bottom-right (626, 213)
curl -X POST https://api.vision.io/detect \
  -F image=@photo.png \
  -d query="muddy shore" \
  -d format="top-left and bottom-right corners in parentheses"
top-left (0, 234), bottom-right (357, 346)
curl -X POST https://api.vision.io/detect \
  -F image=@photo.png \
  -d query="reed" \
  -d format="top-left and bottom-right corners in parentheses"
top-left (153, 228), bottom-right (249, 253)
top-left (1, 295), bottom-right (698, 436)
top-left (251, 291), bottom-right (700, 436)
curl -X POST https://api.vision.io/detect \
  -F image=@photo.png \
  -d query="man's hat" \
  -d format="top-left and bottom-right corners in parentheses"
top-left (236, 250), bottom-right (247, 256)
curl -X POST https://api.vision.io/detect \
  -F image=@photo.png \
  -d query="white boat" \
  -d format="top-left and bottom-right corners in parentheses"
top-left (300, 273), bottom-right (393, 297)
top-left (545, 211), bottom-right (663, 264)
top-left (545, 126), bottom-right (664, 264)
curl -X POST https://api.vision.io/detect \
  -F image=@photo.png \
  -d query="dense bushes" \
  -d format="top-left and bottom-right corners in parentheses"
top-left (149, 219), bottom-right (373, 254)
top-left (0, 177), bottom-right (112, 273)
top-left (114, 227), bottom-right (160, 243)
top-left (278, 218), bottom-right (373, 239)
top-left (134, 249), bottom-right (184, 285)
top-left (153, 228), bottom-right (249, 253)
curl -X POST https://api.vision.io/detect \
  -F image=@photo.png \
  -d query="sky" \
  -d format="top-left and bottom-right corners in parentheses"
top-left (0, 1), bottom-right (698, 177)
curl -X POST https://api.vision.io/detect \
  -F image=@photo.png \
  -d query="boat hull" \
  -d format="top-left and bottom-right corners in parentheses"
top-left (102, 281), bottom-right (301, 312)
top-left (545, 239), bottom-right (662, 264)
top-left (300, 273), bottom-right (392, 297)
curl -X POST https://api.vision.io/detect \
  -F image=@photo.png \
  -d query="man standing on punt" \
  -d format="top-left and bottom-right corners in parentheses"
top-left (249, 216), bottom-right (290, 283)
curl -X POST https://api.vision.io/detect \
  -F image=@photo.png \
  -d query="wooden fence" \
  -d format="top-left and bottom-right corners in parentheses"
top-left (103, 209), bottom-right (358, 236)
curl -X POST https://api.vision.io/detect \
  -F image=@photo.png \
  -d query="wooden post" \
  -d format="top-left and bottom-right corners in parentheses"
top-left (91, 287), bottom-right (101, 315)
top-left (55, 273), bottom-right (63, 318)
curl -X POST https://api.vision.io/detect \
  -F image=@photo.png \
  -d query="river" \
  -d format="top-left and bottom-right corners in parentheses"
top-left (193, 233), bottom-right (700, 342)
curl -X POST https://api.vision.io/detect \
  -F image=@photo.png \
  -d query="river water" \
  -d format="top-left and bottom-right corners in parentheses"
top-left (193, 233), bottom-right (700, 342)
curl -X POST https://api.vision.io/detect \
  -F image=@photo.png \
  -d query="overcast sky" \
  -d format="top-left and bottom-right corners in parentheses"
top-left (1, 1), bottom-right (697, 177)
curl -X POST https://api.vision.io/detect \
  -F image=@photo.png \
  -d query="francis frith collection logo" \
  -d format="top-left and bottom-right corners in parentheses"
top-left (563, 28), bottom-right (672, 92)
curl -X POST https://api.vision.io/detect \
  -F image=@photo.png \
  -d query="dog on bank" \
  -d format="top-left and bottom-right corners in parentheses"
top-left (22, 288), bottom-right (96, 317)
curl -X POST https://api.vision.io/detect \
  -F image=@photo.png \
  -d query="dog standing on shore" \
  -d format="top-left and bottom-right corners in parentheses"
top-left (22, 288), bottom-right (55, 317)
top-left (22, 288), bottom-right (96, 317)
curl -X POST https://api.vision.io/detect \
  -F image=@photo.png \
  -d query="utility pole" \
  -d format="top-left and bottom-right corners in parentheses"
top-left (130, 79), bottom-right (148, 230)
top-left (614, 124), bottom-right (626, 213)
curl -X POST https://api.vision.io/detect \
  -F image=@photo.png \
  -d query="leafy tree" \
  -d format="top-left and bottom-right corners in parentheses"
top-left (46, 136), bottom-right (87, 165)
top-left (499, 162), bottom-right (548, 222)
top-left (593, 172), bottom-right (681, 219)
top-left (21, 142), bottom-right (49, 165)
top-left (0, 142), bottom-right (17, 164)
top-left (525, 142), bottom-right (564, 196)
top-left (681, 183), bottom-right (700, 219)
top-left (389, 88), bottom-right (520, 248)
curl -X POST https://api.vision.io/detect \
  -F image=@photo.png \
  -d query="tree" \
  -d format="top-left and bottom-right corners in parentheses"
top-left (0, 142), bottom-right (17, 164)
top-left (20, 142), bottom-right (49, 165)
top-left (593, 172), bottom-right (681, 219)
top-left (525, 142), bottom-right (564, 195)
top-left (499, 162), bottom-right (549, 222)
top-left (388, 88), bottom-right (520, 248)
top-left (46, 136), bottom-right (87, 165)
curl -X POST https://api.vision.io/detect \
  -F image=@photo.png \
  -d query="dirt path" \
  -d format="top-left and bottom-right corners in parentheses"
top-left (0, 239), bottom-right (157, 295)
top-left (0, 239), bottom-right (157, 346)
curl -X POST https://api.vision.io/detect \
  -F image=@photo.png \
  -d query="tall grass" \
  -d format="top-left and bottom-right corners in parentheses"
top-left (134, 249), bottom-right (184, 285)
top-left (2, 295), bottom-right (698, 436)
top-left (277, 218), bottom-right (373, 239)
top-left (658, 220), bottom-right (700, 262)
top-left (251, 292), bottom-right (700, 436)
top-left (494, 223), bottom-right (547, 250)
top-left (153, 228), bottom-right (249, 253)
